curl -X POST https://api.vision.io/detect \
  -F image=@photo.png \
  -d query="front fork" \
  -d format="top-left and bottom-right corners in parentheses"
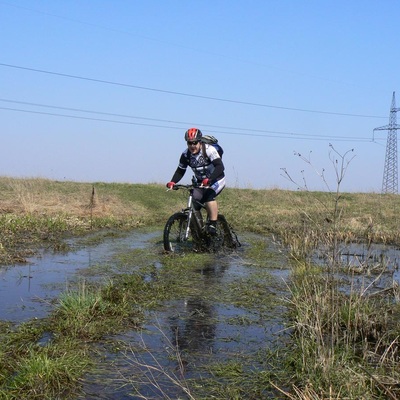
top-left (183, 194), bottom-right (194, 240)
top-left (183, 193), bottom-right (204, 240)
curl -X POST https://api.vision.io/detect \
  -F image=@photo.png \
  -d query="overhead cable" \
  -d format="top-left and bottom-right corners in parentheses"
top-left (0, 63), bottom-right (386, 119)
top-left (0, 106), bottom-right (378, 142)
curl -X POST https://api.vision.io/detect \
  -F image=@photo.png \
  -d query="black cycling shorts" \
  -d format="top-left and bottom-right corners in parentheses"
top-left (193, 187), bottom-right (223, 209)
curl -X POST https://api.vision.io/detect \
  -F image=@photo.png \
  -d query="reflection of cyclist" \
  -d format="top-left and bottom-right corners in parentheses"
top-left (169, 297), bottom-right (216, 354)
top-left (166, 128), bottom-right (225, 235)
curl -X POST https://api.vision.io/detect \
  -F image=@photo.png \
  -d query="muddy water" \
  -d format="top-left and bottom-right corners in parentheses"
top-left (0, 229), bottom-right (291, 399)
top-left (78, 238), bottom-right (400, 399)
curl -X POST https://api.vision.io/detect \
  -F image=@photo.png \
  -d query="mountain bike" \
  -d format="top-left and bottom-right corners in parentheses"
top-left (163, 181), bottom-right (240, 253)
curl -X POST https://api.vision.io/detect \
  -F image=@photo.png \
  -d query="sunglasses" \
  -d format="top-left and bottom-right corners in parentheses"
top-left (187, 141), bottom-right (199, 146)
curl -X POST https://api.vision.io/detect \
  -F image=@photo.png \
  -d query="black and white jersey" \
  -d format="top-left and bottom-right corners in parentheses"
top-left (178, 144), bottom-right (224, 182)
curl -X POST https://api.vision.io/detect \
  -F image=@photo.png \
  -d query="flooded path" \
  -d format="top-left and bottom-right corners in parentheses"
top-left (81, 250), bottom-right (290, 399)
top-left (0, 229), bottom-right (291, 399)
top-left (3, 228), bottom-right (400, 398)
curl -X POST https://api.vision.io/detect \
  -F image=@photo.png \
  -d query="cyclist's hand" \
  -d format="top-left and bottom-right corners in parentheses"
top-left (201, 178), bottom-right (210, 187)
top-left (166, 181), bottom-right (176, 189)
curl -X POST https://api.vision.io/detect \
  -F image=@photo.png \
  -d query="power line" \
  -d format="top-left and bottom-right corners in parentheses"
top-left (0, 106), bottom-right (178, 130)
top-left (0, 98), bottom-right (376, 138)
top-left (0, 62), bottom-right (386, 119)
top-left (0, 105), bottom-right (379, 143)
top-left (0, 98), bottom-right (190, 126)
top-left (1, 0), bottom-right (383, 93)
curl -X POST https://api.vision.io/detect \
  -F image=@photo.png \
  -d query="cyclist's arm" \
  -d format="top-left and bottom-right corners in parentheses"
top-left (204, 145), bottom-right (225, 185)
top-left (170, 153), bottom-right (188, 183)
top-left (170, 167), bottom-right (185, 183)
top-left (208, 158), bottom-right (224, 184)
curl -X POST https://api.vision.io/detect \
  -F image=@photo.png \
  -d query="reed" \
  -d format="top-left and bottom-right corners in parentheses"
top-left (278, 147), bottom-right (400, 399)
top-left (122, 324), bottom-right (197, 400)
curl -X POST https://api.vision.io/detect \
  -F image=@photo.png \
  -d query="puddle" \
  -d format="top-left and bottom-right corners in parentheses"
top-left (4, 227), bottom-right (399, 398)
top-left (76, 237), bottom-right (400, 398)
top-left (80, 255), bottom-right (290, 399)
top-left (0, 229), bottom-right (291, 398)
top-left (0, 230), bottom-right (160, 323)
top-left (313, 242), bottom-right (400, 294)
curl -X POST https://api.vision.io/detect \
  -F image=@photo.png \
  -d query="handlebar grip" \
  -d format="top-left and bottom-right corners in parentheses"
top-left (167, 183), bottom-right (197, 191)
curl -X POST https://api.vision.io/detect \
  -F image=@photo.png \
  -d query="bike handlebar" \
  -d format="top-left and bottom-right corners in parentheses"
top-left (166, 184), bottom-right (197, 192)
top-left (173, 184), bottom-right (194, 190)
top-left (167, 177), bottom-right (208, 191)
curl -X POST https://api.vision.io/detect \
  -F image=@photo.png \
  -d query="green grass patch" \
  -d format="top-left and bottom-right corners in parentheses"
top-left (196, 359), bottom-right (276, 399)
top-left (226, 271), bottom-right (280, 311)
top-left (2, 344), bottom-right (89, 400)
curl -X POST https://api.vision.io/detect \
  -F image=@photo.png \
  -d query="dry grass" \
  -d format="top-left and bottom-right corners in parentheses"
top-left (0, 177), bottom-right (147, 218)
top-left (1, 176), bottom-right (400, 265)
top-left (2, 177), bottom-right (400, 242)
top-left (0, 177), bottom-right (162, 264)
top-left (1, 177), bottom-right (400, 263)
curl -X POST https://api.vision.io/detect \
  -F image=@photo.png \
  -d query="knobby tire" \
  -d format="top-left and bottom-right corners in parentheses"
top-left (210, 214), bottom-right (238, 252)
top-left (164, 212), bottom-right (239, 253)
top-left (163, 212), bottom-right (194, 253)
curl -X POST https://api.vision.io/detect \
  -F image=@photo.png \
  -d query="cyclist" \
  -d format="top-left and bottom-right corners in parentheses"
top-left (166, 127), bottom-right (226, 235)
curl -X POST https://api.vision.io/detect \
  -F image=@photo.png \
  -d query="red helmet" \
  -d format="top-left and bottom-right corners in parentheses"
top-left (184, 128), bottom-right (202, 142)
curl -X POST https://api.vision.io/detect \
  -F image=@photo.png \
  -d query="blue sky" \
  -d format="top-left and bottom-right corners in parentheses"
top-left (1, 0), bottom-right (399, 192)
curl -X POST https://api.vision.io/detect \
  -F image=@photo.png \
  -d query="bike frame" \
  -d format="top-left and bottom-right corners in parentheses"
top-left (165, 180), bottom-right (240, 252)
top-left (181, 185), bottom-right (205, 241)
top-left (169, 181), bottom-right (206, 242)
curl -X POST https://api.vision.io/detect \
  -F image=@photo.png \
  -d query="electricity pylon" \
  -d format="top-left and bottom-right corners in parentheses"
top-left (373, 92), bottom-right (400, 194)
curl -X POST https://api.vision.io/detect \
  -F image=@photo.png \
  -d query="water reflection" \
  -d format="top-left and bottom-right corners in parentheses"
top-left (169, 297), bottom-right (216, 354)
top-left (313, 242), bottom-right (400, 295)
top-left (315, 242), bottom-right (400, 272)
top-left (0, 231), bottom-right (292, 399)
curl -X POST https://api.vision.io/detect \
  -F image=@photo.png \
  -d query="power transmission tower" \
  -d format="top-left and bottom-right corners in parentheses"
top-left (373, 92), bottom-right (400, 194)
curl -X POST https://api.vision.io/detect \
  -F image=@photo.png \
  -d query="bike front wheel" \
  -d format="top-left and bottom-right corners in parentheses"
top-left (163, 212), bottom-right (194, 253)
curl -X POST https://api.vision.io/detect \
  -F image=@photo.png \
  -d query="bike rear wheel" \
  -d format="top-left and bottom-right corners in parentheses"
top-left (163, 212), bottom-right (194, 253)
top-left (208, 214), bottom-right (238, 251)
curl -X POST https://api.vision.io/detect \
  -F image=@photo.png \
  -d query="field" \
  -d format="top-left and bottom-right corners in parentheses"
top-left (1, 176), bottom-right (400, 399)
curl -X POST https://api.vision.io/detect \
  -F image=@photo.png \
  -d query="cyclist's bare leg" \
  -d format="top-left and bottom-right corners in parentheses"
top-left (205, 200), bottom-right (218, 221)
